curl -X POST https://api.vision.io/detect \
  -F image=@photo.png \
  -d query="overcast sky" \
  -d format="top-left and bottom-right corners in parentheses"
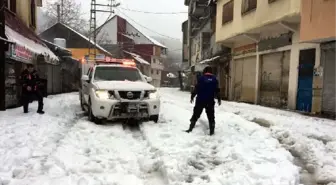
top-left (73, 0), bottom-right (188, 40)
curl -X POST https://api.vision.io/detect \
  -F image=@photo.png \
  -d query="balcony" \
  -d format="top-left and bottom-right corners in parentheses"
top-left (191, 0), bottom-right (208, 17)
top-left (216, 0), bottom-right (301, 45)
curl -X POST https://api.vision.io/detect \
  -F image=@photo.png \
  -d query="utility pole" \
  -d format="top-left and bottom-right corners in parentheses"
top-left (57, 4), bottom-right (61, 23)
top-left (60, 0), bottom-right (63, 22)
top-left (89, 0), bottom-right (120, 61)
top-left (0, 0), bottom-right (6, 110)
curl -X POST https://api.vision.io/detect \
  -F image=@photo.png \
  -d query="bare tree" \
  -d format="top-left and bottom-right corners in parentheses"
top-left (39, 0), bottom-right (88, 35)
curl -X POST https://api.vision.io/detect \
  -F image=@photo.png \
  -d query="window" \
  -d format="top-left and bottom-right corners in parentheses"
top-left (161, 48), bottom-right (167, 55)
top-left (241, 0), bottom-right (257, 15)
top-left (94, 66), bottom-right (143, 82)
top-left (30, 0), bottom-right (36, 27)
top-left (9, 0), bottom-right (16, 13)
top-left (156, 70), bottom-right (159, 75)
top-left (151, 69), bottom-right (154, 74)
top-left (222, 0), bottom-right (234, 25)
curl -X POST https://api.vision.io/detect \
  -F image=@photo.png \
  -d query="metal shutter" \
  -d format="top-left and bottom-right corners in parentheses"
top-left (322, 46), bottom-right (336, 115)
top-left (260, 51), bottom-right (290, 108)
top-left (233, 56), bottom-right (257, 103)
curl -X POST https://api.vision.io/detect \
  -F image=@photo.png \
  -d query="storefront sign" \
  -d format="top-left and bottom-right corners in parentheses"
top-left (11, 44), bottom-right (33, 62)
top-left (258, 32), bottom-right (292, 52)
top-left (233, 43), bottom-right (256, 56)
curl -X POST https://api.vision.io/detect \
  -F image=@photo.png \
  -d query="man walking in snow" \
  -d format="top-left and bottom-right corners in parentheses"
top-left (20, 64), bottom-right (44, 114)
top-left (186, 66), bottom-right (221, 135)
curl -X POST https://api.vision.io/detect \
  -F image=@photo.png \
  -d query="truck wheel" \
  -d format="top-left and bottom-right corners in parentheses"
top-left (150, 115), bottom-right (159, 123)
top-left (88, 100), bottom-right (102, 125)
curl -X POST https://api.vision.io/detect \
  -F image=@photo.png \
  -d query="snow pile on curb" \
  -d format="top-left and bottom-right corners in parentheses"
top-left (141, 89), bottom-right (300, 185)
top-left (0, 93), bottom-right (80, 184)
top-left (211, 92), bottom-right (336, 184)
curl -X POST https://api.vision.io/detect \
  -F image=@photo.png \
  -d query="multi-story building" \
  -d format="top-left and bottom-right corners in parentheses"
top-left (1, 0), bottom-right (58, 109)
top-left (299, 0), bottom-right (335, 117)
top-left (183, 0), bottom-right (231, 98)
top-left (215, 0), bottom-right (335, 116)
top-left (94, 15), bottom-right (167, 87)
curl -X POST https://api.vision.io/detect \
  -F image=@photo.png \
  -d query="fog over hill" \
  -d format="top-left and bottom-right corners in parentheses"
top-left (151, 36), bottom-right (182, 71)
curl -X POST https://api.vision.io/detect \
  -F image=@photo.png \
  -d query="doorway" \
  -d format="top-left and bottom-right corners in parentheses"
top-left (296, 48), bottom-right (315, 112)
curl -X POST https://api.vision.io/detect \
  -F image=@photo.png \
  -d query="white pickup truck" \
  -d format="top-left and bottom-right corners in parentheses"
top-left (79, 59), bottom-right (160, 124)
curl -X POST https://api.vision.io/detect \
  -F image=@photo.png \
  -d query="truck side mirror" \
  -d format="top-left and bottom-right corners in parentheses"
top-left (81, 75), bottom-right (89, 82)
top-left (146, 77), bottom-right (153, 83)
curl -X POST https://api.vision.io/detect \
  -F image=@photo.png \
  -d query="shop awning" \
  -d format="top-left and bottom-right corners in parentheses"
top-left (0, 36), bottom-right (14, 44)
top-left (5, 26), bottom-right (58, 63)
top-left (4, 9), bottom-right (58, 64)
top-left (123, 50), bottom-right (150, 65)
top-left (199, 56), bottom-right (220, 64)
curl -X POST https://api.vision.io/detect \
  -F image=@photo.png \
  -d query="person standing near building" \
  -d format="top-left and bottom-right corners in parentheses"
top-left (185, 66), bottom-right (221, 135)
top-left (21, 64), bottom-right (44, 114)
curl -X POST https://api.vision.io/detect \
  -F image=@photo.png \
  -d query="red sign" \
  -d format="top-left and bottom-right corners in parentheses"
top-left (12, 44), bottom-right (33, 61)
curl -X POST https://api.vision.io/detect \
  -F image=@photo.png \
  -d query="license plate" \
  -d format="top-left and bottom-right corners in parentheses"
top-left (128, 104), bottom-right (138, 112)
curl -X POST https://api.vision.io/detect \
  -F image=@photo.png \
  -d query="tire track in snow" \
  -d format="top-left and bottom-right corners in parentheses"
top-left (123, 123), bottom-right (167, 185)
top-left (8, 108), bottom-right (84, 181)
top-left (18, 119), bottom-right (168, 184)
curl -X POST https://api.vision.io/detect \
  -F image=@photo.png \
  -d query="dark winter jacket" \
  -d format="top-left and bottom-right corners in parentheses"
top-left (191, 73), bottom-right (220, 103)
top-left (21, 69), bottom-right (41, 93)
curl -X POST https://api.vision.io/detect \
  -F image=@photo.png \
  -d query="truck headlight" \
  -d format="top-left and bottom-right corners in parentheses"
top-left (95, 90), bottom-right (110, 99)
top-left (149, 90), bottom-right (158, 99)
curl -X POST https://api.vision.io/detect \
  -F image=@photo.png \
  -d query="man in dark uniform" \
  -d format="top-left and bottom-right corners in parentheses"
top-left (186, 66), bottom-right (221, 135)
top-left (21, 64), bottom-right (44, 114)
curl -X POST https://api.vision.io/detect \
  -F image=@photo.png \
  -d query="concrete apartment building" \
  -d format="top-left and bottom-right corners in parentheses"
top-left (215, 0), bottom-right (335, 116)
top-left (299, 0), bottom-right (335, 116)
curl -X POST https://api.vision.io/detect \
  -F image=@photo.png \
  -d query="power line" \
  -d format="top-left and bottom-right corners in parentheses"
top-left (116, 9), bottom-right (181, 41)
top-left (119, 7), bottom-right (187, 14)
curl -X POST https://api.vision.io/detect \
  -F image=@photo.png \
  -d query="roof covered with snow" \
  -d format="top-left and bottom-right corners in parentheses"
top-left (123, 50), bottom-right (150, 65)
top-left (40, 23), bottom-right (113, 57)
top-left (96, 15), bottom-right (167, 49)
top-left (59, 23), bottom-right (113, 56)
top-left (5, 26), bottom-right (59, 63)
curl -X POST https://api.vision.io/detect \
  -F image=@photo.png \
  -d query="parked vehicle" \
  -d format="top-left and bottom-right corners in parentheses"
top-left (79, 58), bottom-right (160, 124)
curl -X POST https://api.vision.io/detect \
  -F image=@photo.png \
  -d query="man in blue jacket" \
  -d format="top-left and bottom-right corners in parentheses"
top-left (186, 66), bottom-right (221, 135)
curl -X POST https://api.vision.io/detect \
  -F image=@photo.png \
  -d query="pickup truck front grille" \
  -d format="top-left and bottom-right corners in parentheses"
top-left (118, 91), bottom-right (141, 100)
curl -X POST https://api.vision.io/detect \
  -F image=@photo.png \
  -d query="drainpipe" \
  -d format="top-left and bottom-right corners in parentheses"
top-left (0, 0), bottom-right (6, 110)
top-left (187, 0), bottom-right (193, 91)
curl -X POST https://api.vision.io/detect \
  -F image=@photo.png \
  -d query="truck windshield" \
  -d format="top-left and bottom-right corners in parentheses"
top-left (94, 66), bottom-right (143, 82)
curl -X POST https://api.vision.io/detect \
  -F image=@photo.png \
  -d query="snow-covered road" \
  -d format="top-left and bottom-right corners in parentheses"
top-left (0, 89), bottom-right (335, 185)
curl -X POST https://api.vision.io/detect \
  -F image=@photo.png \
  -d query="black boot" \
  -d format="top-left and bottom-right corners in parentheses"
top-left (209, 123), bottom-right (215, 136)
top-left (37, 110), bottom-right (45, 114)
top-left (185, 120), bottom-right (196, 133)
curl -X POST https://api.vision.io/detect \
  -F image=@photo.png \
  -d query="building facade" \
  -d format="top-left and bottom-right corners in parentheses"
top-left (299, 0), bottom-right (335, 117)
top-left (1, 0), bottom-right (57, 109)
top-left (215, 0), bottom-right (335, 116)
top-left (183, 0), bottom-right (231, 98)
top-left (95, 15), bottom-right (167, 87)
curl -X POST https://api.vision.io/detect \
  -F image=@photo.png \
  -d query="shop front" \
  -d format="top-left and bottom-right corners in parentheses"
top-left (3, 11), bottom-right (59, 108)
top-left (4, 44), bottom-right (35, 108)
